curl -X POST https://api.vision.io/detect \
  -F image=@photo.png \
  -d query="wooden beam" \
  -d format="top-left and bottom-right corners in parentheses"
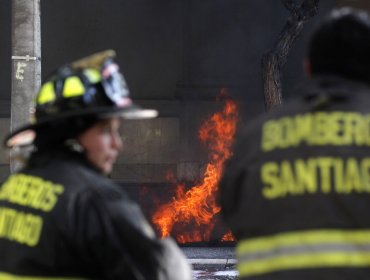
top-left (262, 0), bottom-right (320, 111)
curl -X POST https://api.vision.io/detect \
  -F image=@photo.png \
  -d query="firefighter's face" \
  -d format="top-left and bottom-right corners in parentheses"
top-left (78, 117), bottom-right (123, 175)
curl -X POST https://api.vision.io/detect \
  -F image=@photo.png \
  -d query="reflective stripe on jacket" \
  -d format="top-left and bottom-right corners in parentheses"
top-left (237, 229), bottom-right (370, 277)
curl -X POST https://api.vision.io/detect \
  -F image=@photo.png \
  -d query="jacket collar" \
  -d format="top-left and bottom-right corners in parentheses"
top-left (300, 75), bottom-right (370, 99)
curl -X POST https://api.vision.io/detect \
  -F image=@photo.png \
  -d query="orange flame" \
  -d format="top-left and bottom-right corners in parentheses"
top-left (152, 92), bottom-right (238, 243)
top-left (221, 231), bottom-right (235, 242)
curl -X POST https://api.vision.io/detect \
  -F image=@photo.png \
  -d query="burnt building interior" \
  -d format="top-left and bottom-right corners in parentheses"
top-left (0, 0), bottom-right (368, 245)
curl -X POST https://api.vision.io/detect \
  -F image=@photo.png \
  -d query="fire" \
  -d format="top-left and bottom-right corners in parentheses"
top-left (152, 91), bottom-right (238, 243)
top-left (221, 231), bottom-right (235, 242)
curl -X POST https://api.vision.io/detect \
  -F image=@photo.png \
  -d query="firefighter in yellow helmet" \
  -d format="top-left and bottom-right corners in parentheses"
top-left (0, 50), bottom-right (191, 280)
top-left (220, 7), bottom-right (370, 280)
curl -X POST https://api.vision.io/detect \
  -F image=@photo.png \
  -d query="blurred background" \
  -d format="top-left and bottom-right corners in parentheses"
top-left (0, 0), bottom-right (368, 243)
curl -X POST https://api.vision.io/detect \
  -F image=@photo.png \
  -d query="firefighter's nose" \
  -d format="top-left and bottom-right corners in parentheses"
top-left (112, 133), bottom-right (123, 151)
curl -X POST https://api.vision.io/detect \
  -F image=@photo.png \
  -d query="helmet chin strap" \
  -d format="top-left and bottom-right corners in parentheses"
top-left (64, 139), bottom-right (85, 153)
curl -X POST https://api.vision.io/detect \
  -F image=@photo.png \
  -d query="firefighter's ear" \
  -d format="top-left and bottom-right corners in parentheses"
top-left (304, 58), bottom-right (312, 78)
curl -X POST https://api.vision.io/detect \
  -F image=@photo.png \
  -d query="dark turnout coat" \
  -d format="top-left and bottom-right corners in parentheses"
top-left (220, 76), bottom-right (370, 279)
top-left (0, 148), bottom-right (191, 280)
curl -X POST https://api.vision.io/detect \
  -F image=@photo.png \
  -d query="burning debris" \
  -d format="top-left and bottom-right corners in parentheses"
top-left (152, 92), bottom-right (239, 243)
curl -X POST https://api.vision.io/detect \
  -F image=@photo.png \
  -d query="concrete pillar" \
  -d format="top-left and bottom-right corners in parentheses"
top-left (10, 0), bottom-right (41, 171)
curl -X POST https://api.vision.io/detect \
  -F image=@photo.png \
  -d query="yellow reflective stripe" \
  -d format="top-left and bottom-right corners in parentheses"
top-left (0, 272), bottom-right (86, 280)
top-left (37, 82), bottom-right (56, 105)
top-left (237, 229), bottom-right (370, 277)
top-left (83, 69), bottom-right (101, 83)
top-left (238, 251), bottom-right (370, 277)
top-left (237, 229), bottom-right (370, 254)
top-left (63, 76), bottom-right (85, 98)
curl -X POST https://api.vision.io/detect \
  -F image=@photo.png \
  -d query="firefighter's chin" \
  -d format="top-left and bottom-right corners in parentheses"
top-left (101, 156), bottom-right (117, 175)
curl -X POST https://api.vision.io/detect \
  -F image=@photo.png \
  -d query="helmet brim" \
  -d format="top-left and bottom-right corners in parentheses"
top-left (4, 105), bottom-right (158, 148)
